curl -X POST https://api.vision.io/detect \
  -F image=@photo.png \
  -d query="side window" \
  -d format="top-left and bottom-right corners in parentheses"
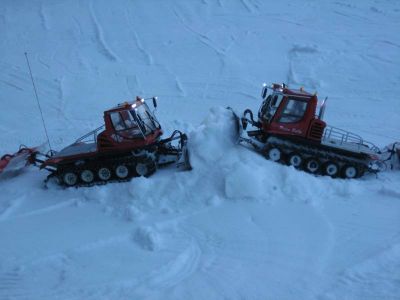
top-left (279, 99), bottom-right (307, 123)
top-left (110, 112), bottom-right (126, 131)
top-left (259, 95), bottom-right (271, 119)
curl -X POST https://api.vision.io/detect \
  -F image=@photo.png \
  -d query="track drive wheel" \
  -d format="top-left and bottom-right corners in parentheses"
top-left (267, 147), bottom-right (282, 162)
top-left (342, 164), bottom-right (358, 179)
top-left (135, 158), bottom-right (157, 177)
top-left (305, 158), bottom-right (320, 174)
top-left (115, 164), bottom-right (129, 179)
top-left (324, 161), bottom-right (339, 178)
top-left (80, 169), bottom-right (94, 183)
top-left (98, 167), bottom-right (112, 181)
top-left (62, 171), bottom-right (78, 186)
top-left (288, 153), bottom-right (303, 168)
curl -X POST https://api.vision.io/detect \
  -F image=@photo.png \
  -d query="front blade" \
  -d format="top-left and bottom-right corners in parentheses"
top-left (226, 107), bottom-right (245, 144)
top-left (176, 143), bottom-right (192, 171)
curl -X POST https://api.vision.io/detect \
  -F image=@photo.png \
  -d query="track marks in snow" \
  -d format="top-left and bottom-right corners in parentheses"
top-left (0, 79), bottom-right (24, 91)
top-left (125, 75), bottom-right (143, 97)
top-left (38, 3), bottom-right (49, 31)
top-left (173, 8), bottom-right (227, 74)
top-left (175, 76), bottom-right (186, 96)
top-left (0, 269), bottom-right (24, 300)
top-left (88, 1), bottom-right (119, 62)
top-left (0, 196), bottom-right (24, 221)
top-left (239, 0), bottom-right (259, 13)
top-left (132, 31), bottom-right (154, 66)
top-left (146, 239), bottom-right (201, 289)
top-left (0, 63), bottom-right (28, 92)
top-left (16, 199), bottom-right (76, 219)
top-left (319, 242), bottom-right (400, 300)
top-left (287, 44), bottom-right (322, 89)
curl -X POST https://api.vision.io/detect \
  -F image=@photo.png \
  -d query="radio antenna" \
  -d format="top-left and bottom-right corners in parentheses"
top-left (24, 52), bottom-right (52, 151)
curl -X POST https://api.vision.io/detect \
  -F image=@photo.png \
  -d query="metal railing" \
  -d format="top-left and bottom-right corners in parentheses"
top-left (322, 126), bottom-right (380, 154)
top-left (74, 125), bottom-right (105, 144)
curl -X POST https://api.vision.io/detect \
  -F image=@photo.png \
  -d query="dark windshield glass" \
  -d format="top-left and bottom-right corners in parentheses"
top-left (279, 98), bottom-right (307, 123)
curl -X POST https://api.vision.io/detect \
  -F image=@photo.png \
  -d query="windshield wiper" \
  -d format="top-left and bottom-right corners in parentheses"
top-left (136, 114), bottom-right (154, 134)
top-left (146, 111), bottom-right (160, 128)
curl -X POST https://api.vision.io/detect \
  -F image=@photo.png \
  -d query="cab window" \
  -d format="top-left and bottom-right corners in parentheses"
top-left (110, 111), bottom-right (142, 136)
top-left (279, 99), bottom-right (307, 123)
top-left (260, 94), bottom-right (284, 121)
top-left (110, 112), bottom-right (126, 131)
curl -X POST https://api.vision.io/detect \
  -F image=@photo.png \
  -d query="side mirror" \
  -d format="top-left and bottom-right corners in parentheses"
top-left (152, 97), bottom-right (158, 108)
top-left (261, 86), bottom-right (268, 100)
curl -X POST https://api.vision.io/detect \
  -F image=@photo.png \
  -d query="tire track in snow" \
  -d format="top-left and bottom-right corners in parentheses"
top-left (145, 239), bottom-right (201, 289)
top-left (15, 199), bottom-right (76, 219)
top-left (0, 268), bottom-right (25, 300)
top-left (173, 8), bottom-right (227, 74)
top-left (175, 76), bottom-right (186, 96)
top-left (318, 242), bottom-right (400, 300)
top-left (0, 196), bottom-right (24, 221)
top-left (287, 44), bottom-right (321, 89)
top-left (0, 62), bottom-right (29, 91)
top-left (0, 79), bottom-right (24, 91)
top-left (132, 31), bottom-right (154, 66)
top-left (38, 2), bottom-right (49, 31)
top-left (125, 75), bottom-right (143, 97)
top-left (124, 6), bottom-right (154, 66)
top-left (88, 1), bottom-right (119, 62)
top-left (240, 0), bottom-right (255, 13)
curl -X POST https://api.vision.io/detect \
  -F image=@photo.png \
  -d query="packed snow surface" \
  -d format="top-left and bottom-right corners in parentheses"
top-left (1, 1), bottom-right (400, 299)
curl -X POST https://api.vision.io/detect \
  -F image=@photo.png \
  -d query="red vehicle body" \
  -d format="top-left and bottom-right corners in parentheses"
top-left (234, 83), bottom-right (382, 178)
top-left (43, 98), bottom-right (163, 167)
top-left (257, 84), bottom-right (326, 142)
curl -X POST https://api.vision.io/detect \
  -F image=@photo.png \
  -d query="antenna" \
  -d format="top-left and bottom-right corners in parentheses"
top-left (24, 52), bottom-right (52, 151)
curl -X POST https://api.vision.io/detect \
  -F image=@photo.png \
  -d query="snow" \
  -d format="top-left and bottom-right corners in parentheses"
top-left (1, 0), bottom-right (400, 299)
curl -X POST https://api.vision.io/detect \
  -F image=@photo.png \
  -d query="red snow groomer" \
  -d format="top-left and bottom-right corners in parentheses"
top-left (230, 83), bottom-right (393, 178)
top-left (0, 97), bottom-right (191, 187)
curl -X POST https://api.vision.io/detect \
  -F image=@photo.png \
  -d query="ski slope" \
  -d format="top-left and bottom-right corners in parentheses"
top-left (1, 1), bottom-right (400, 299)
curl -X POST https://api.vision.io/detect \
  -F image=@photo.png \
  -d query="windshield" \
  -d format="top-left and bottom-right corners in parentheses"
top-left (134, 103), bottom-right (160, 134)
top-left (259, 93), bottom-right (284, 121)
top-left (110, 103), bottom-right (160, 138)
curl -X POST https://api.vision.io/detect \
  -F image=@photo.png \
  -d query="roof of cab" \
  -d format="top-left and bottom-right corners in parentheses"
top-left (106, 97), bottom-right (145, 113)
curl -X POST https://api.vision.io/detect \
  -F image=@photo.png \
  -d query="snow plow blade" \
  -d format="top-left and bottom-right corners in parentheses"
top-left (177, 136), bottom-right (192, 171)
top-left (0, 146), bottom-right (38, 176)
top-left (158, 130), bottom-right (192, 171)
top-left (226, 107), bottom-right (245, 143)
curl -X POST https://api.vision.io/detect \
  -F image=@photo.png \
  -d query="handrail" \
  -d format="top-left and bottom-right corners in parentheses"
top-left (322, 126), bottom-right (380, 154)
top-left (74, 125), bottom-right (105, 144)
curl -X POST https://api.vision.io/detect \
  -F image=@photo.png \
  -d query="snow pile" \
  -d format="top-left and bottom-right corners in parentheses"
top-left (132, 226), bottom-right (162, 251)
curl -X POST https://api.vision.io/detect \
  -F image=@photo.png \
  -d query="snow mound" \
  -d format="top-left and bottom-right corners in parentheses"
top-left (132, 226), bottom-right (162, 251)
